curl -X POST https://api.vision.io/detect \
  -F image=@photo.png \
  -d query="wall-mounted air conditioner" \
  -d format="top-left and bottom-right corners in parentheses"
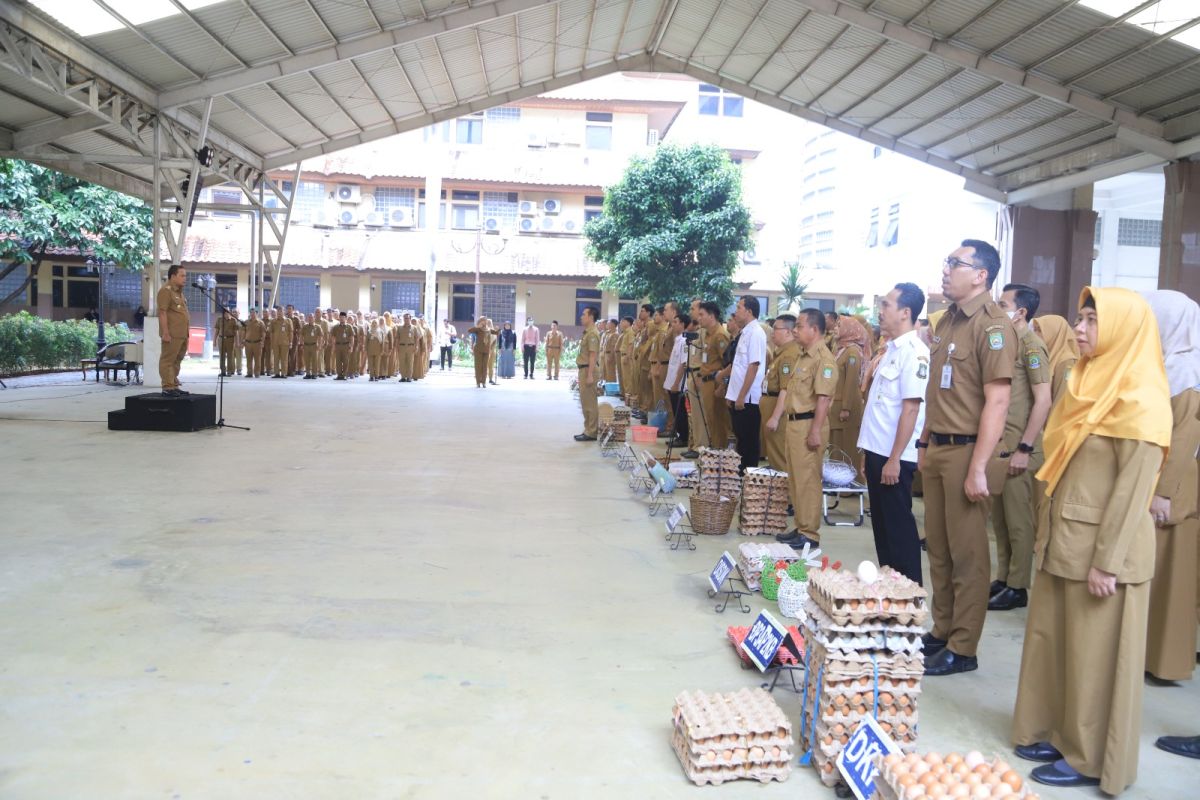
top-left (542, 199), bottom-right (561, 215)
top-left (519, 200), bottom-right (538, 216)
top-left (389, 208), bottom-right (413, 227)
top-left (483, 217), bottom-right (502, 233)
top-left (312, 210), bottom-right (333, 228)
top-left (540, 216), bottom-right (557, 232)
top-left (338, 208), bottom-right (358, 226)
top-left (363, 212), bottom-right (385, 227)
top-left (518, 217), bottom-right (537, 233)
top-left (336, 184), bottom-right (360, 203)
top-left (562, 218), bottom-right (580, 234)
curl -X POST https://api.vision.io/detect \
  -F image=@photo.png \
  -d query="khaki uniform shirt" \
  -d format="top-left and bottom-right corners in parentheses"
top-left (651, 324), bottom-right (673, 368)
top-left (766, 341), bottom-right (802, 394)
top-left (269, 315), bottom-right (292, 342)
top-left (302, 322), bottom-right (323, 346)
top-left (395, 323), bottom-right (417, 347)
top-left (242, 318), bottom-right (266, 344)
top-left (332, 322), bottom-right (354, 347)
top-left (832, 344), bottom-right (865, 417)
top-left (700, 324), bottom-right (730, 379)
top-left (925, 291), bottom-right (1018, 436)
top-left (217, 316), bottom-right (238, 340)
top-left (467, 325), bottom-right (491, 354)
top-left (366, 328), bottom-right (383, 355)
top-left (785, 342), bottom-right (838, 414)
top-left (546, 330), bottom-right (564, 350)
top-left (686, 328), bottom-right (705, 369)
top-left (1003, 326), bottom-right (1051, 451)
top-left (578, 324), bottom-right (601, 369)
top-left (156, 285), bottom-right (190, 338)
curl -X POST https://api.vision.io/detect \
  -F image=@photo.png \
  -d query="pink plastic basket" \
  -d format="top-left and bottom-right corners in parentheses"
top-left (630, 425), bottom-right (658, 443)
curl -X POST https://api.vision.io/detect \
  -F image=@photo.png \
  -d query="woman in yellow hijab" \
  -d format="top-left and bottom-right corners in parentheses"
top-left (1031, 314), bottom-right (1079, 403)
top-left (1011, 287), bottom-right (1171, 794)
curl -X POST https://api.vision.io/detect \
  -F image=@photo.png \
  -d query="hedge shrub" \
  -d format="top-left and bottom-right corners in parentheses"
top-left (0, 311), bottom-right (132, 375)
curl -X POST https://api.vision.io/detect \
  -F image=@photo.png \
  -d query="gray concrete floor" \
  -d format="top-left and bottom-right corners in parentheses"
top-left (1, 363), bottom-right (1196, 799)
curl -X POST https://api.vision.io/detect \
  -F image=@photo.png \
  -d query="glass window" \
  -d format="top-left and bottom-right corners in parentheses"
top-left (418, 202), bottom-right (447, 229)
top-left (211, 188), bottom-right (243, 218)
top-left (276, 276), bottom-right (319, 311)
top-left (483, 191), bottom-right (518, 232)
top-left (423, 122), bottom-right (451, 142)
top-left (584, 209), bottom-right (602, 223)
top-left (884, 219), bottom-right (899, 247)
top-left (456, 117), bottom-right (483, 145)
top-left (584, 195), bottom-right (604, 207)
top-left (381, 281), bottom-right (422, 313)
top-left (699, 84), bottom-right (743, 117)
top-left (866, 221), bottom-right (879, 248)
top-left (52, 278), bottom-right (63, 308)
top-left (698, 94), bottom-right (720, 115)
top-left (373, 187), bottom-right (416, 212)
top-left (452, 283), bottom-right (476, 296)
top-left (452, 296), bottom-right (475, 321)
top-left (295, 181), bottom-right (326, 217)
top-left (482, 283), bottom-right (515, 323)
top-left (618, 301), bottom-right (638, 321)
top-left (67, 279), bottom-right (98, 309)
top-left (575, 288), bottom-right (602, 300)
top-left (452, 204), bottom-right (480, 230)
top-left (723, 95), bottom-right (743, 117)
top-left (451, 190), bottom-right (480, 201)
top-left (103, 269), bottom-right (141, 309)
top-left (485, 106), bottom-right (521, 123)
top-left (1116, 218), bottom-right (1161, 247)
top-left (586, 125), bottom-right (612, 151)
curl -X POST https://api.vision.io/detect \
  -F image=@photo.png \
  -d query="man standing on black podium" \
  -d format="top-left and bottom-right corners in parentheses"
top-left (157, 265), bottom-right (190, 397)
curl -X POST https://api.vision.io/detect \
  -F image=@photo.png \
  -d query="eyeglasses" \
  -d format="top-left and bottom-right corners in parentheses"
top-left (943, 256), bottom-right (979, 271)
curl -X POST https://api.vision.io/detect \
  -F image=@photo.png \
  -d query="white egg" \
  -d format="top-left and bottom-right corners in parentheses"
top-left (857, 560), bottom-right (880, 584)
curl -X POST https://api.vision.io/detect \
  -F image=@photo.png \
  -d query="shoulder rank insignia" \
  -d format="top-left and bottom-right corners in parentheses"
top-left (988, 330), bottom-right (1005, 350)
top-left (1027, 353), bottom-right (1041, 370)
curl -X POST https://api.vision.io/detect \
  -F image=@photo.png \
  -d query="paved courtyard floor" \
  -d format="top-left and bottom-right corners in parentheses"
top-left (1, 362), bottom-right (1196, 798)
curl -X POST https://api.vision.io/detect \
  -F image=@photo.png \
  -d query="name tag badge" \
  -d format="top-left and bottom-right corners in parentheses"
top-left (940, 364), bottom-right (953, 389)
top-left (703, 352), bottom-right (708, 363)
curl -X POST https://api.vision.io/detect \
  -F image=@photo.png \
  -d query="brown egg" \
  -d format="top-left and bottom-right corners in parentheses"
top-left (749, 746), bottom-right (764, 760)
top-left (858, 704), bottom-right (869, 715)
top-left (882, 598), bottom-right (893, 611)
top-left (884, 754), bottom-right (903, 769)
top-left (927, 783), bottom-right (948, 799)
top-left (771, 746), bottom-right (781, 758)
top-left (930, 764), bottom-right (948, 778)
top-left (965, 773), bottom-right (982, 788)
top-left (949, 785), bottom-right (970, 798)
top-left (722, 749), bottom-right (734, 762)
top-left (911, 761), bottom-right (930, 777)
top-left (919, 773), bottom-right (938, 788)
top-left (905, 784), bottom-right (927, 800)
top-left (905, 753), bottom-right (922, 766)
top-left (823, 735), bottom-right (834, 746)
top-left (973, 763), bottom-right (992, 775)
top-left (833, 723), bottom-right (845, 736)
top-left (1000, 771), bottom-right (1022, 790)
top-left (860, 676), bottom-right (872, 687)
top-left (899, 774), bottom-right (918, 789)
top-left (926, 750), bottom-right (942, 765)
top-left (899, 695), bottom-right (912, 707)
top-left (897, 723), bottom-right (910, 735)
top-left (953, 762), bottom-right (971, 778)
top-left (881, 721), bottom-right (893, 733)
top-left (850, 599), bottom-right (861, 610)
top-left (971, 785), bottom-right (991, 800)
top-left (945, 753), bottom-right (963, 766)
top-left (879, 692), bottom-right (895, 705)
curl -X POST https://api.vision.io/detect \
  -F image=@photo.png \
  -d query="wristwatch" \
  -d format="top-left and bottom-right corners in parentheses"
top-left (915, 441), bottom-right (928, 449)
top-left (1017, 442), bottom-right (1035, 454)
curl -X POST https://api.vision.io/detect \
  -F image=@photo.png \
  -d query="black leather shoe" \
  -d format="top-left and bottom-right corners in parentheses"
top-left (921, 633), bottom-right (947, 652)
top-left (1030, 760), bottom-right (1100, 788)
top-left (1015, 742), bottom-right (1062, 763)
top-left (989, 580), bottom-right (1007, 597)
top-left (988, 586), bottom-right (1028, 611)
top-left (924, 647), bottom-right (978, 676)
top-left (574, 434), bottom-right (596, 442)
top-left (161, 389), bottom-right (180, 397)
top-left (776, 531), bottom-right (820, 551)
top-left (1156, 735), bottom-right (1200, 759)
top-left (682, 450), bottom-right (700, 459)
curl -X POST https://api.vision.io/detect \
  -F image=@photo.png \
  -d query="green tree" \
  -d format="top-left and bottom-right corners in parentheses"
top-left (585, 143), bottom-right (752, 309)
top-left (0, 159), bottom-right (152, 308)
top-left (777, 261), bottom-right (809, 314)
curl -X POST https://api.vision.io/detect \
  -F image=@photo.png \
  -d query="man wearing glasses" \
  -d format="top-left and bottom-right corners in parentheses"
top-left (917, 240), bottom-right (1016, 676)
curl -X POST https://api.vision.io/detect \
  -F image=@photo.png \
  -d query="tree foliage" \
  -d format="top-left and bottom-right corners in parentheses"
top-left (0, 159), bottom-right (152, 308)
top-left (0, 310), bottom-right (131, 375)
top-left (585, 143), bottom-right (753, 309)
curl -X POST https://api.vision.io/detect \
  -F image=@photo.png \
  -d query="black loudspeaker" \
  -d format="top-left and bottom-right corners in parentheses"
top-left (108, 393), bottom-right (216, 432)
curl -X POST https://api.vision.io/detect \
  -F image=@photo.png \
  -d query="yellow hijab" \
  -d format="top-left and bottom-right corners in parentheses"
top-left (1036, 287), bottom-right (1172, 496)
top-left (1032, 314), bottom-right (1079, 375)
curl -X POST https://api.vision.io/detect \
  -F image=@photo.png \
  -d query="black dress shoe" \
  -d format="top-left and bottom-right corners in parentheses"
top-left (989, 580), bottom-right (1007, 597)
top-left (988, 586), bottom-right (1028, 611)
top-left (682, 450), bottom-right (700, 459)
top-left (776, 531), bottom-right (820, 550)
top-left (1030, 760), bottom-right (1100, 788)
top-left (924, 647), bottom-right (978, 676)
top-left (921, 632), bottom-right (947, 652)
top-left (161, 389), bottom-right (180, 397)
top-left (1156, 735), bottom-right (1200, 759)
top-left (574, 434), bottom-right (597, 442)
top-left (1015, 742), bottom-right (1062, 763)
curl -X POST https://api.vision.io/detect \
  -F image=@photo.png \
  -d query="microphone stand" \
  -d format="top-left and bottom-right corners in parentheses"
top-left (193, 283), bottom-right (250, 432)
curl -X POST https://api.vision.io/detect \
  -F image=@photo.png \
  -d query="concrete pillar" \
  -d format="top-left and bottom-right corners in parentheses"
top-left (319, 272), bottom-right (332, 308)
top-left (1159, 161), bottom-right (1200, 297)
top-left (1000, 200), bottom-right (1097, 318)
top-left (515, 279), bottom-right (529, 327)
top-left (236, 266), bottom-right (249, 313)
top-left (358, 274), bottom-right (371, 313)
top-left (35, 260), bottom-right (53, 318)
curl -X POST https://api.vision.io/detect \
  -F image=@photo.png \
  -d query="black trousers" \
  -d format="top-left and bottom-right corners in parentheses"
top-left (522, 345), bottom-right (537, 377)
top-left (669, 390), bottom-right (689, 444)
top-left (439, 345), bottom-right (453, 369)
top-left (864, 449), bottom-right (923, 586)
top-left (728, 402), bottom-right (761, 474)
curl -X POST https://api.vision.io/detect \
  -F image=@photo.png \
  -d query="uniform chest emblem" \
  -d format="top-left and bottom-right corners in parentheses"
top-left (988, 331), bottom-right (1005, 350)
top-left (1027, 353), bottom-right (1041, 370)
top-left (822, 366), bottom-right (833, 379)
top-left (781, 365), bottom-right (791, 375)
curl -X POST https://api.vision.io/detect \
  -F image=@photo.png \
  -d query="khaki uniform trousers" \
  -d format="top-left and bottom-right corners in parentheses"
top-left (262, 338), bottom-right (273, 374)
top-left (272, 341), bottom-right (290, 376)
top-left (488, 348), bottom-right (497, 381)
top-left (546, 348), bottom-right (561, 378)
top-left (368, 352), bottom-right (380, 378)
top-left (334, 344), bottom-right (350, 379)
top-left (304, 344), bottom-right (319, 376)
top-left (244, 342), bottom-right (262, 377)
top-left (922, 441), bottom-right (992, 657)
top-left (219, 336), bottom-right (236, 374)
top-left (701, 378), bottom-right (731, 449)
top-left (159, 335), bottom-right (188, 390)
top-left (638, 368), bottom-right (653, 413)
top-left (1013, 573), bottom-right (1148, 795)
top-left (473, 350), bottom-right (489, 386)
top-left (760, 395), bottom-right (788, 470)
top-left (687, 372), bottom-right (710, 449)
top-left (785, 418), bottom-right (826, 538)
top-left (992, 450), bottom-right (1044, 590)
top-left (579, 374), bottom-right (599, 437)
top-left (234, 340), bottom-right (243, 374)
top-left (288, 342), bottom-right (300, 376)
top-left (325, 342), bottom-right (336, 375)
top-left (1146, 514), bottom-right (1199, 680)
top-left (398, 345), bottom-right (415, 379)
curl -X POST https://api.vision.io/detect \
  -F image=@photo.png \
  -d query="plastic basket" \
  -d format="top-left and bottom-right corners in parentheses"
top-left (822, 446), bottom-right (858, 487)
top-left (690, 494), bottom-right (737, 535)
top-left (604, 381), bottom-right (620, 396)
top-left (630, 425), bottom-right (658, 443)
top-left (647, 409), bottom-right (668, 431)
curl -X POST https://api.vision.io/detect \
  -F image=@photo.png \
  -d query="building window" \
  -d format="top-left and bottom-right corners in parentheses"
top-left (485, 106), bottom-right (521, 123)
top-left (884, 203), bottom-right (900, 247)
top-left (585, 112), bottom-right (613, 151)
top-left (294, 181), bottom-right (326, 217)
top-left (450, 190), bottom-right (481, 230)
top-left (452, 283), bottom-right (476, 321)
top-left (373, 187), bottom-right (416, 213)
top-left (103, 269), bottom-right (141, 310)
top-left (618, 300), bottom-right (638, 321)
top-left (815, 248), bottom-right (834, 269)
top-left (456, 113), bottom-right (484, 145)
top-left (872, 146), bottom-right (883, 158)
top-left (381, 280), bottom-right (422, 313)
top-left (866, 208), bottom-right (879, 248)
top-left (483, 191), bottom-right (519, 232)
top-left (584, 194), bottom-right (604, 223)
top-left (1116, 217), bottom-right (1161, 247)
top-left (815, 229), bottom-right (833, 243)
top-left (211, 186), bottom-right (243, 218)
top-left (698, 84), bottom-right (743, 117)
top-left (277, 276), bottom-right (319, 311)
top-left (575, 287), bottom-right (602, 324)
top-left (800, 234), bottom-right (813, 247)
top-left (483, 283), bottom-right (516, 324)
top-left (424, 122), bottom-right (451, 143)
top-left (0, 264), bottom-right (31, 304)
top-left (817, 211), bottom-right (834, 222)
top-left (801, 215), bottom-right (814, 227)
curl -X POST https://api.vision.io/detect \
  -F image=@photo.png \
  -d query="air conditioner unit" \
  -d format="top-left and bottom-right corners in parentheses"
top-left (527, 134), bottom-right (547, 149)
top-left (519, 200), bottom-right (538, 216)
top-left (483, 216), bottom-right (502, 233)
top-left (562, 218), bottom-right (581, 234)
top-left (336, 184), bottom-right (360, 203)
top-left (518, 217), bottom-right (537, 233)
top-left (363, 212), bottom-right (385, 227)
top-left (389, 208), bottom-right (413, 228)
top-left (338, 208), bottom-right (357, 226)
top-left (542, 199), bottom-right (561, 215)
top-left (540, 216), bottom-right (557, 232)
top-left (312, 210), bottom-right (333, 228)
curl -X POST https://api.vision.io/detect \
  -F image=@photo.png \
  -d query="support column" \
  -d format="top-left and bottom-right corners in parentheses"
top-left (236, 266), bottom-right (249, 313)
top-left (35, 261), bottom-right (53, 318)
top-left (515, 279), bottom-right (529, 327)
top-left (1000, 194), bottom-right (1097, 318)
top-left (319, 273), bottom-right (333, 308)
top-left (358, 274), bottom-right (371, 313)
top-left (1159, 161), bottom-right (1200, 296)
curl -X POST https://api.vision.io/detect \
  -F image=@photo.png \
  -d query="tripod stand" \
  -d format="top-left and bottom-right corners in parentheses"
top-left (194, 285), bottom-right (250, 432)
top-left (663, 337), bottom-right (710, 464)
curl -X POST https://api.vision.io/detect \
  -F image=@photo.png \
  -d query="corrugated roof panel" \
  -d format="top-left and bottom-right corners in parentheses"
top-left (406, 40), bottom-right (461, 108)
top-left (309, 0), bottom-right (383, 40)
top-left (908, 0), bottom-right (993, 41)
top-left (977, 119), bottom-right (1115, 172)
top-left (85, 32), bottom-right (197, 86)
top-left (868, 0), bottom-right (926, 22)
top-left (933, 97), bottom-right (1067, 158)
top-left (358, 49), bottom-right (429, 116)
top-left (230, 84), bottom-right (328, 143)
top-left (658, 0), bottom-right (722, 57)
top-left (846, 55), bottom-right (944, 125)
top-left (208, 102), bottom-right (290, 154)
top-left (189, 1), bottom-right (291, 64)
top-left (57, 129), bottom-right (143, 157)
top-left (250, 0), bottom-right (335, 53)
top-left (752, 14), bottom-right (853, 94)
top-left (584, 0), bottom-right (633, 66)
top-left (438, 28), bottom-right (488, 101)
top-left (718, 0), bottom-right (802, 82)
top-left (817, 46), bottom-right (907, 115)
top-left (951, 0), bottom-right (1060, 55)
top-left (0, 78), bottom-right (77, 124)
top-left (990, 12), bottom-right (1104, 69)
top-left (904, 87), bottom-right (1043, 150)
top-left (310, 62), bottom-right (395, 127)
top-left (872, 69), bottom-right (996, 138)
top-left (477, 17), bottom-right (521, 93)
top-left (988, 130), bottom-right (1132, 177)
top-left (512, 5), bottom-right (557, 79)
top-left (136, 13), bottom-right (243, 77)
top-left (687, 0), bottom-right (756, 71)
top-left (554, 0), bottom-right (595, 73)
top-left (799, 28), bottom-right (885, 99)
top-left (617, 0), bottom-right (660, 56)
top-left (1033, 25), bottom-right (1152, 85)
top-left (1074, 45), bottom-right (1200, 99)
top-left (270, 73), bottom-right (361, 138)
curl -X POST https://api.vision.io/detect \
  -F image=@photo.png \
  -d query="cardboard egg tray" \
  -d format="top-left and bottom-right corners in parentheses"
top-left (873, 754), bottom-right (1044, 800)
top-left (743, 466), bottom-right (789, 483)
top-left (804, 601), bottom-right (926, 636)
top-left (807, 567), bottom-right (929, 626)
top-left (820, 678), bottom-right (922, 706)
top-left (671, 737), bottom-right (792, 786)
top-left (670, 689), bottom-right (793, 786)
top-left (804, 637), bottom-right (926, 681)
top-left (727, 625), bottom-right (805, 667)
top-left (672, 722), bottom-right (793, 757)
top-left (736, 543), bottom-right (801, 590)
top-left (671, 728), bottom-right (792, 770)
top-left (805, 626), bottom-right (923, 655)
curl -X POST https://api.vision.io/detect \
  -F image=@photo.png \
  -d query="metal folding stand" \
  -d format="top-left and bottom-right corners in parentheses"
top-left (599, 429), bottom-right (620, 457)
top-left (664, 503), bottom-right (695, 551)
top-left (629, 459), bottom-right (656, 493)
top-left (708, 565), bottom-right (751, 612)
top-left (647, 478), bottom-right (672, 516)
top-left (616, 444), bottom-right (637, 471)
top-left (822, 480), bottom-right (867, 526)
top-left (761, 664), bottom-right (805, 693)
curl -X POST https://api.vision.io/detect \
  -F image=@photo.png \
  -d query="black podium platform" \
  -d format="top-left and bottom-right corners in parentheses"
top-left (108, 392), bottom-right (216, 432)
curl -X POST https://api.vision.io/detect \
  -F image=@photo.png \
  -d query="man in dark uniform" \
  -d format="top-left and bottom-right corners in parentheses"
top-left (917, 240), bottom-right (1016, 676)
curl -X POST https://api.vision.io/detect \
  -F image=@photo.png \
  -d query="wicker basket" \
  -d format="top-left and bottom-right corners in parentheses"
top-left (690, 493), bottom-right (737, 535)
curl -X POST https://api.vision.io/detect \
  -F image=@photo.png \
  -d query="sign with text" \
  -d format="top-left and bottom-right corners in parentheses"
top-left (650, 481), bottom-right (662, 499)
top-left (708, 551), bottom-right (736, 592)
top-left (740, 609), bottom-right (787, 672)
top-left (836, 716), bottom-right (901, 800)
top-left (666, 503), bottom-right (687, 533)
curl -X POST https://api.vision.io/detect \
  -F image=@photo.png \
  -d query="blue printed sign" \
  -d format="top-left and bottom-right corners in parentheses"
top-left (666, 503), bottom-right (687, 534)
top-left (836, 716), bottom-right (901, 800)
top-left (739, 609), bottom-right (787, 672)
top-left (708, 551), bottom-right (736, 593)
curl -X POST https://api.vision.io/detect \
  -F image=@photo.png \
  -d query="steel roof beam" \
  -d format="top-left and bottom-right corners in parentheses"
top-left (1062, 16), bottom-right (1200, 88)
top-left (159, 0), bottom-right (555, 108)
top-left (981, 1), bottom-right (1080, 58)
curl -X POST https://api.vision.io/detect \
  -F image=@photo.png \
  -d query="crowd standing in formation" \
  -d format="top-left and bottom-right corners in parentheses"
top-left (572, 239), bottom-right (1200, 794)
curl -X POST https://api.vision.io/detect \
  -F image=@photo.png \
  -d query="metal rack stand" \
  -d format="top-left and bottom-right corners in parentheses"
top-left (761, 663), bottom-right (805, 693)
top-left (708, 566), bottom-right (751, 612)
top-left (822, 480), bottom-right (867, 526)
top-left (616, 444), bottom-right (637, 470)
